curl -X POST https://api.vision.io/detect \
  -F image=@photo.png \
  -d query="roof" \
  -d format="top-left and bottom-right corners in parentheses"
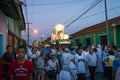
top-left (0, 0), bottom-right (19, 19)
top-left (0, 0), bottom-right (26, 30)
top-left (71, 16), bottom-right (120, 36)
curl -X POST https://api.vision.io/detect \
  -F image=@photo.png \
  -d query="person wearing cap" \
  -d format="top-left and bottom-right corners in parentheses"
top-left (46, 53), bottom-right (59, 80)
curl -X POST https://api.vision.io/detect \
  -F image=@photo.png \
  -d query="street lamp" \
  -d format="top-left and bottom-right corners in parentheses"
top-left (33, 29), bottom-right (38, 34)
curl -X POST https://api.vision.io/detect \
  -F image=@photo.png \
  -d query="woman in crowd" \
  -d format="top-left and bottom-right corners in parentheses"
top-left (46, 53), bottom-right (59, 80)
top-left (74, 47), bottom-right (86, 80)
top-left (56, 47), bottom-right (63, 70)
top-left (103, 50), bottom-right (115, 80)
top-left (35, 51), bottom-right (46, 80)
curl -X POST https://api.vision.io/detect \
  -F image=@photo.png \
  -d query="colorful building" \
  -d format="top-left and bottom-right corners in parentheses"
top-left (71, 16), bottom-right (120, 48)
top-left (0, 0), bottom-right (25, 57)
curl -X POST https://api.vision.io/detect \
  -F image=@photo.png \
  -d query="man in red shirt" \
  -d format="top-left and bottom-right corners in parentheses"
top-left (8, 45), bottom-right (34, 80)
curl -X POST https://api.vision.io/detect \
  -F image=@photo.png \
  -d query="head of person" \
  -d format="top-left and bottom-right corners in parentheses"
top-left (70, 46), bottom-right (75, 51)
top-left (67, 54), bottom-right (74, 62)
top-left (76, 47), bottom-right (82, 54)
top-left (6, 45), bottom-right (12, 53)
top-left (39, 51), bottom-right (46, 58)
top-left (78, 43), bottom-right (83, 48)
top-left (89, 48), bottom-right (94, 54)
top-left (50, 53), bottom-right (56, 60)
top-left (118, 49), bottom-right (120, 52)
top-left (56, 47), bottom-right (62, 51)
top-left (32, 48), bottom-right (37, 53)
top-left (83, 46), bottom-right (89, 52)
top-left (108, 49), bottom-right (114, 55)
top-left (93, 48), bottom-right (97, 52)
top-left (17, 45), bottom-right (27, 59)
top-left (63, 48), bottom-right (70, 52)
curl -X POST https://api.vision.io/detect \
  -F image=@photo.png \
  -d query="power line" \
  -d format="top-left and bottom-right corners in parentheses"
top-left (110, 0), bottom-right (120, 16)
top-left (65, 5), bottom-right (120, 23)
top-left (27, 0), bottom-right (74, 6)
top-left (62, 0), bottom-right (99, 24)
top-left (29, 3), bottom-right (72, 15)
top-left (65, 0), bottom-right (102, 28)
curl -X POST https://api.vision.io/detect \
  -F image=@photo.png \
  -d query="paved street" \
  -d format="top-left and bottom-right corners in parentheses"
top-left (87, 72), bottom-right (107, 80)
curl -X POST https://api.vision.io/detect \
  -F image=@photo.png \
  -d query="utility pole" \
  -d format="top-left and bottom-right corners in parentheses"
top-left (26, 22), bottom-right (32, 44)
top-left (104, 0), bottom-right (109, 45)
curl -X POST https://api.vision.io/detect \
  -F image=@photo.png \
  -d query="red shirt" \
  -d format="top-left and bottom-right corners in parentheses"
top-left (8, 60), bottom-right (34, 80)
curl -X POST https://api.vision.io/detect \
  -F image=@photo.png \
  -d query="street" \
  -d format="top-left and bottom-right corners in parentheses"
top-left (87, 72), bottom-right (106, 80)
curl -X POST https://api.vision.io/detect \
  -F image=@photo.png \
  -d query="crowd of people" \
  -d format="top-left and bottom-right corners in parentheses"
top-left (0, 43), bottom-right (120, 80)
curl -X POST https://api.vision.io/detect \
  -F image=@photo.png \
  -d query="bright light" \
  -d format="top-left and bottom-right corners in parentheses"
top-left (33, 29), bottom-right (38, 34)
top-left (55, 24), bottom-right (64, 31)
top-left (64, 34), bottom-right (69, 40)
top-left (51, 24), bottom-right (69, 41)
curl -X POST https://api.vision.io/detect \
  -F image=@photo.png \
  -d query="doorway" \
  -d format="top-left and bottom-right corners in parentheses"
top-left (86, 38), bottom-right (91, 46)
top-left (76, 39), bottom-right (80, 45)
top-left (100, 35), bottom-right (107, 45)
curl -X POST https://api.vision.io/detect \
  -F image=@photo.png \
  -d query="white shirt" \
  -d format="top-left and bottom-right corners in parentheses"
top-left (47, 59), bottom-right (58, 71)
top-left (75, 53), bottom-right (86, 73)
top-left (82, 51), bottom-right (89, 61)
top-left (61, 52), bottom-right (71, 65)
top-left (59, 71), bottom-right (71, 80)
top-left (86, 53), bottom-right (97, 66)
top-left (27, 47), bottom-right (32, 57)
top-left (36, 51), bottom-right (41, 58)
top-left (97, 48), bottom-right (102, 58)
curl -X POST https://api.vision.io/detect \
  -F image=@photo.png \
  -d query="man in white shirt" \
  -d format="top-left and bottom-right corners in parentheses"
top-left (86, 48), bottom-right (97, 80)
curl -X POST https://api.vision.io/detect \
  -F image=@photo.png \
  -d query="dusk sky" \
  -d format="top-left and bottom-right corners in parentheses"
top-left (21, 0), bottom-right (120, 43)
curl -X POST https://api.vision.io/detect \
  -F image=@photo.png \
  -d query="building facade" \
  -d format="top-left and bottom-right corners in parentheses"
top-left (0, 0), bottom-right (25, 57)
top-left (71, 16), bottom-right (120, 48)
top-left (0, 9), bottom-right (8, 57)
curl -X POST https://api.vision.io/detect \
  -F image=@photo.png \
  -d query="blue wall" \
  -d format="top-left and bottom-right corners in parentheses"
top-left (0, 34), bottom-right (3, 57)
